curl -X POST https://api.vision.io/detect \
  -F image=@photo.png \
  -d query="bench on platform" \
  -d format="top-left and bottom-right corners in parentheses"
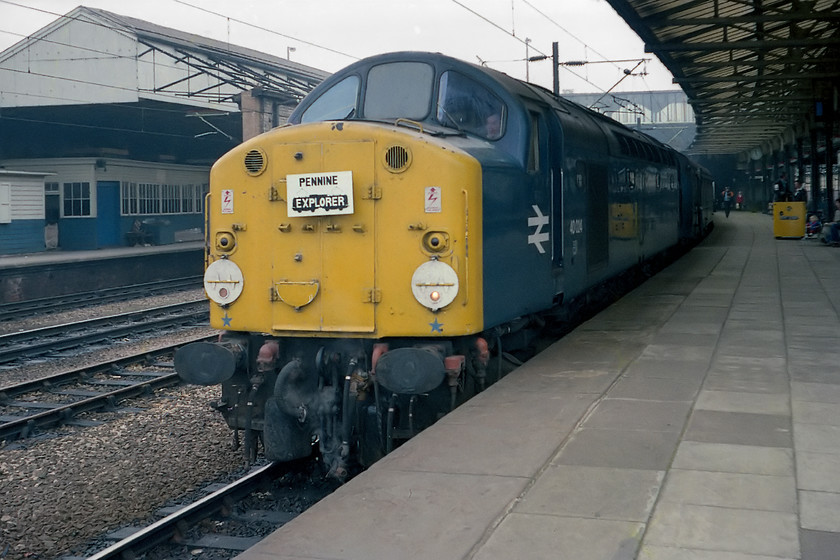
top-left (125, 231), bottom-right (153, 246)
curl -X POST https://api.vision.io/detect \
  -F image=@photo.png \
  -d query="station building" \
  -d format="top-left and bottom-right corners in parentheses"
top-left (0, 6), bottom-right (328, 255)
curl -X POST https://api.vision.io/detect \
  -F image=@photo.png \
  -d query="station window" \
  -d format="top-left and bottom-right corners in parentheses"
top-left (162, 184), bottom-right (181, 214)
top-left (138, 183), bottom-right (161, 214)
top-left (121, 182), bottom-right (138, 215)
top-left (121, 181), bottom-right (205, 216)
top-left (0, 183), bottom-right (10, 224)
top-left (181, 184), bottom-right (202, 213)
top-left (63, 182), bottom-right (91, 217)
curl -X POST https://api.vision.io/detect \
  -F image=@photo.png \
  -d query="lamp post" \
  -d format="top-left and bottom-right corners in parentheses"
top-left (287, 46), bottom-right (296, 60)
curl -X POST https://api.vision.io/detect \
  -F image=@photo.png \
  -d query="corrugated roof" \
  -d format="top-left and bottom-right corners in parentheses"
top-left (606, 0), bottom-right (840, 158)
top-left (83, 7), bottom-right (329, 85)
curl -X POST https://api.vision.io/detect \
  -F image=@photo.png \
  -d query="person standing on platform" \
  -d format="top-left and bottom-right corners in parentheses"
top-left (736, 190), bottom-right (744, 210)
top-left (722, 186), bottom-right (734, 217)
top-left (773, 172), bottom-right (790, 202)
top-left (821, 198), bottom-right (840, 247)
top-left (793, 180), bottom-right (808, 203)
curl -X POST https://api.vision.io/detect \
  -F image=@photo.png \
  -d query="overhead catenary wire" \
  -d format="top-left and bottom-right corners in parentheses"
top-left (448, 0), bottom-right (606, 92)
top-left (171, 0), bottom-right (359, 62)
top-left (519, 0), bottom-right (622, 72)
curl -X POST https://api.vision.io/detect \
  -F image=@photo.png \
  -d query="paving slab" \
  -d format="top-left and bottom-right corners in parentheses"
top-left (473, 514), bottom-right (643, 560)
top-left (694, 390), bottom-right (790, 415)
top-left (609, 375), bottom-right (703, 401)
top-left (553, 427), bottom-right (682, 470)
top-left (581, 398), bottom-right (692, 432)
top-left (793, 422), bottom-right (840, 453)
top-left (793, 400), bottom-right (840, 426)
top-left (684, 410), bottom-right (793, 447)
top-left (638, 547), bottom-right (795, 560)
top-left (658, 469), bottom-right (796, 512)
top-left (514, 465), bottom-right (663, 521)
top-left (800, 529), bottom-right (840, 560)
top-left (792, 381), bottom-right (840, 403)
top-left (800, 490), bottom-right (840, 532)
top-left (643, 503), bottom-right (799, 558)
top-left (796, 451), bottom-right (840, 492)
top-left (671, 441), bottom-right (794, 476)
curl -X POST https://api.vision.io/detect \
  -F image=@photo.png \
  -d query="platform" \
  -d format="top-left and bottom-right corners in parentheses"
top-left (0, 242), bottom-right (204, 303)
top-left (0, 240), bottom-right (204, 269)
top-left (234, 212), bottom-right (840, 560)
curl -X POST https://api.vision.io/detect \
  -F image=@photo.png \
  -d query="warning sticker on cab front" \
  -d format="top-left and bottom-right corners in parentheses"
top-left (287, 171), bottom-right (354, 217)
top-left (425, 186), bottom-right (442, 213)
top-left (221, 189), bottom-right (234, 214)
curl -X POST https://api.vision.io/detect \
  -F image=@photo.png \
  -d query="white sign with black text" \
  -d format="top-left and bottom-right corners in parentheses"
top-left (287, 171), bottom-right (354, 217)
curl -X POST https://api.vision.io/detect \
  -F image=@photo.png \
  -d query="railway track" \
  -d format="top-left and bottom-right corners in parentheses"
top-left (0, 300), bottom-right (208, 366)
top-left (0, 337), bottom-right (213, 443)
top-left (68, 459), bottom-right (339, 560)
top-left (82, 462), bottom-right (289, 560)
top-left (0, 276), bottom-right (202, 322)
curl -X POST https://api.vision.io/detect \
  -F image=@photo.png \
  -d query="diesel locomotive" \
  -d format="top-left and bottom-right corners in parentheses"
top-left (175, 52), bottom-right (714, 477)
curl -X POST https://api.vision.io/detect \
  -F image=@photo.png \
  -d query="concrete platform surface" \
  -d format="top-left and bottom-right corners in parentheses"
top-left (0, 241), bottom-right (203, 269)
top-left (236, 212), bottom-right (840, 560)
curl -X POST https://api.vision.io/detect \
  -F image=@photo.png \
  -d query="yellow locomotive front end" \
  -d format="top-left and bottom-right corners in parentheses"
top-left (205, 121), bottom-right (483, 339)
top-left (179, 120), bottom-right (490, 473)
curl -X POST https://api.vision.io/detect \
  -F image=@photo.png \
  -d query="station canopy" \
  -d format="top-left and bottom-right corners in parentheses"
top-left (606, 0), bottom-right (840, 159)
top-left (0, 7), bottom-right (329, 164)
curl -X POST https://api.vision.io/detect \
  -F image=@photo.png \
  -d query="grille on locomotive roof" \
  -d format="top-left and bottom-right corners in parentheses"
top-left (244, 148), bottom-right (267, 176)
top-left (384, 145), bottom-right (411, 172)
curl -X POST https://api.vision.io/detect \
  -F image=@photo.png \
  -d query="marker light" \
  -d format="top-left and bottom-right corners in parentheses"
top-left (215, 231), bottom-right (236, 253)
top-left (411, 260), bottom-right (459, 311)
top-left (422, 231), bottom-right (450, 253)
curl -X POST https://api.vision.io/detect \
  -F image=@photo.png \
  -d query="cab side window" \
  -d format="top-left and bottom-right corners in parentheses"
top-left (436, 71), bottom-right (506, 140)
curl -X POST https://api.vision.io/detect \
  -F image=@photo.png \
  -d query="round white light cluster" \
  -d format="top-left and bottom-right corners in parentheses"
top-left (411, 260), bottom-right (459, 310)
top-left (204, 259), bottom-right (244, 305)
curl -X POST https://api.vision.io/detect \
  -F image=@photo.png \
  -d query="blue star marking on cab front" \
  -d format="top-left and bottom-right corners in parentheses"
top-left (222, 312), bottom-right (233, 327)
top-left (429, 318), bottom-right (443, 333)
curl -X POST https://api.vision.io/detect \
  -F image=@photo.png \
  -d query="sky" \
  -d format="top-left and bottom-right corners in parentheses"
top-left (0, 0), bottom-right (680, 95)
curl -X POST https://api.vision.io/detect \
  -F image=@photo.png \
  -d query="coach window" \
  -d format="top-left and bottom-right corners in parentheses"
top-left (365, 62), bottom-right (434, 120)
top-left (300, 75), bottom-right (360, 123)
top-left (436, 71), bottom-right (506, 140)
